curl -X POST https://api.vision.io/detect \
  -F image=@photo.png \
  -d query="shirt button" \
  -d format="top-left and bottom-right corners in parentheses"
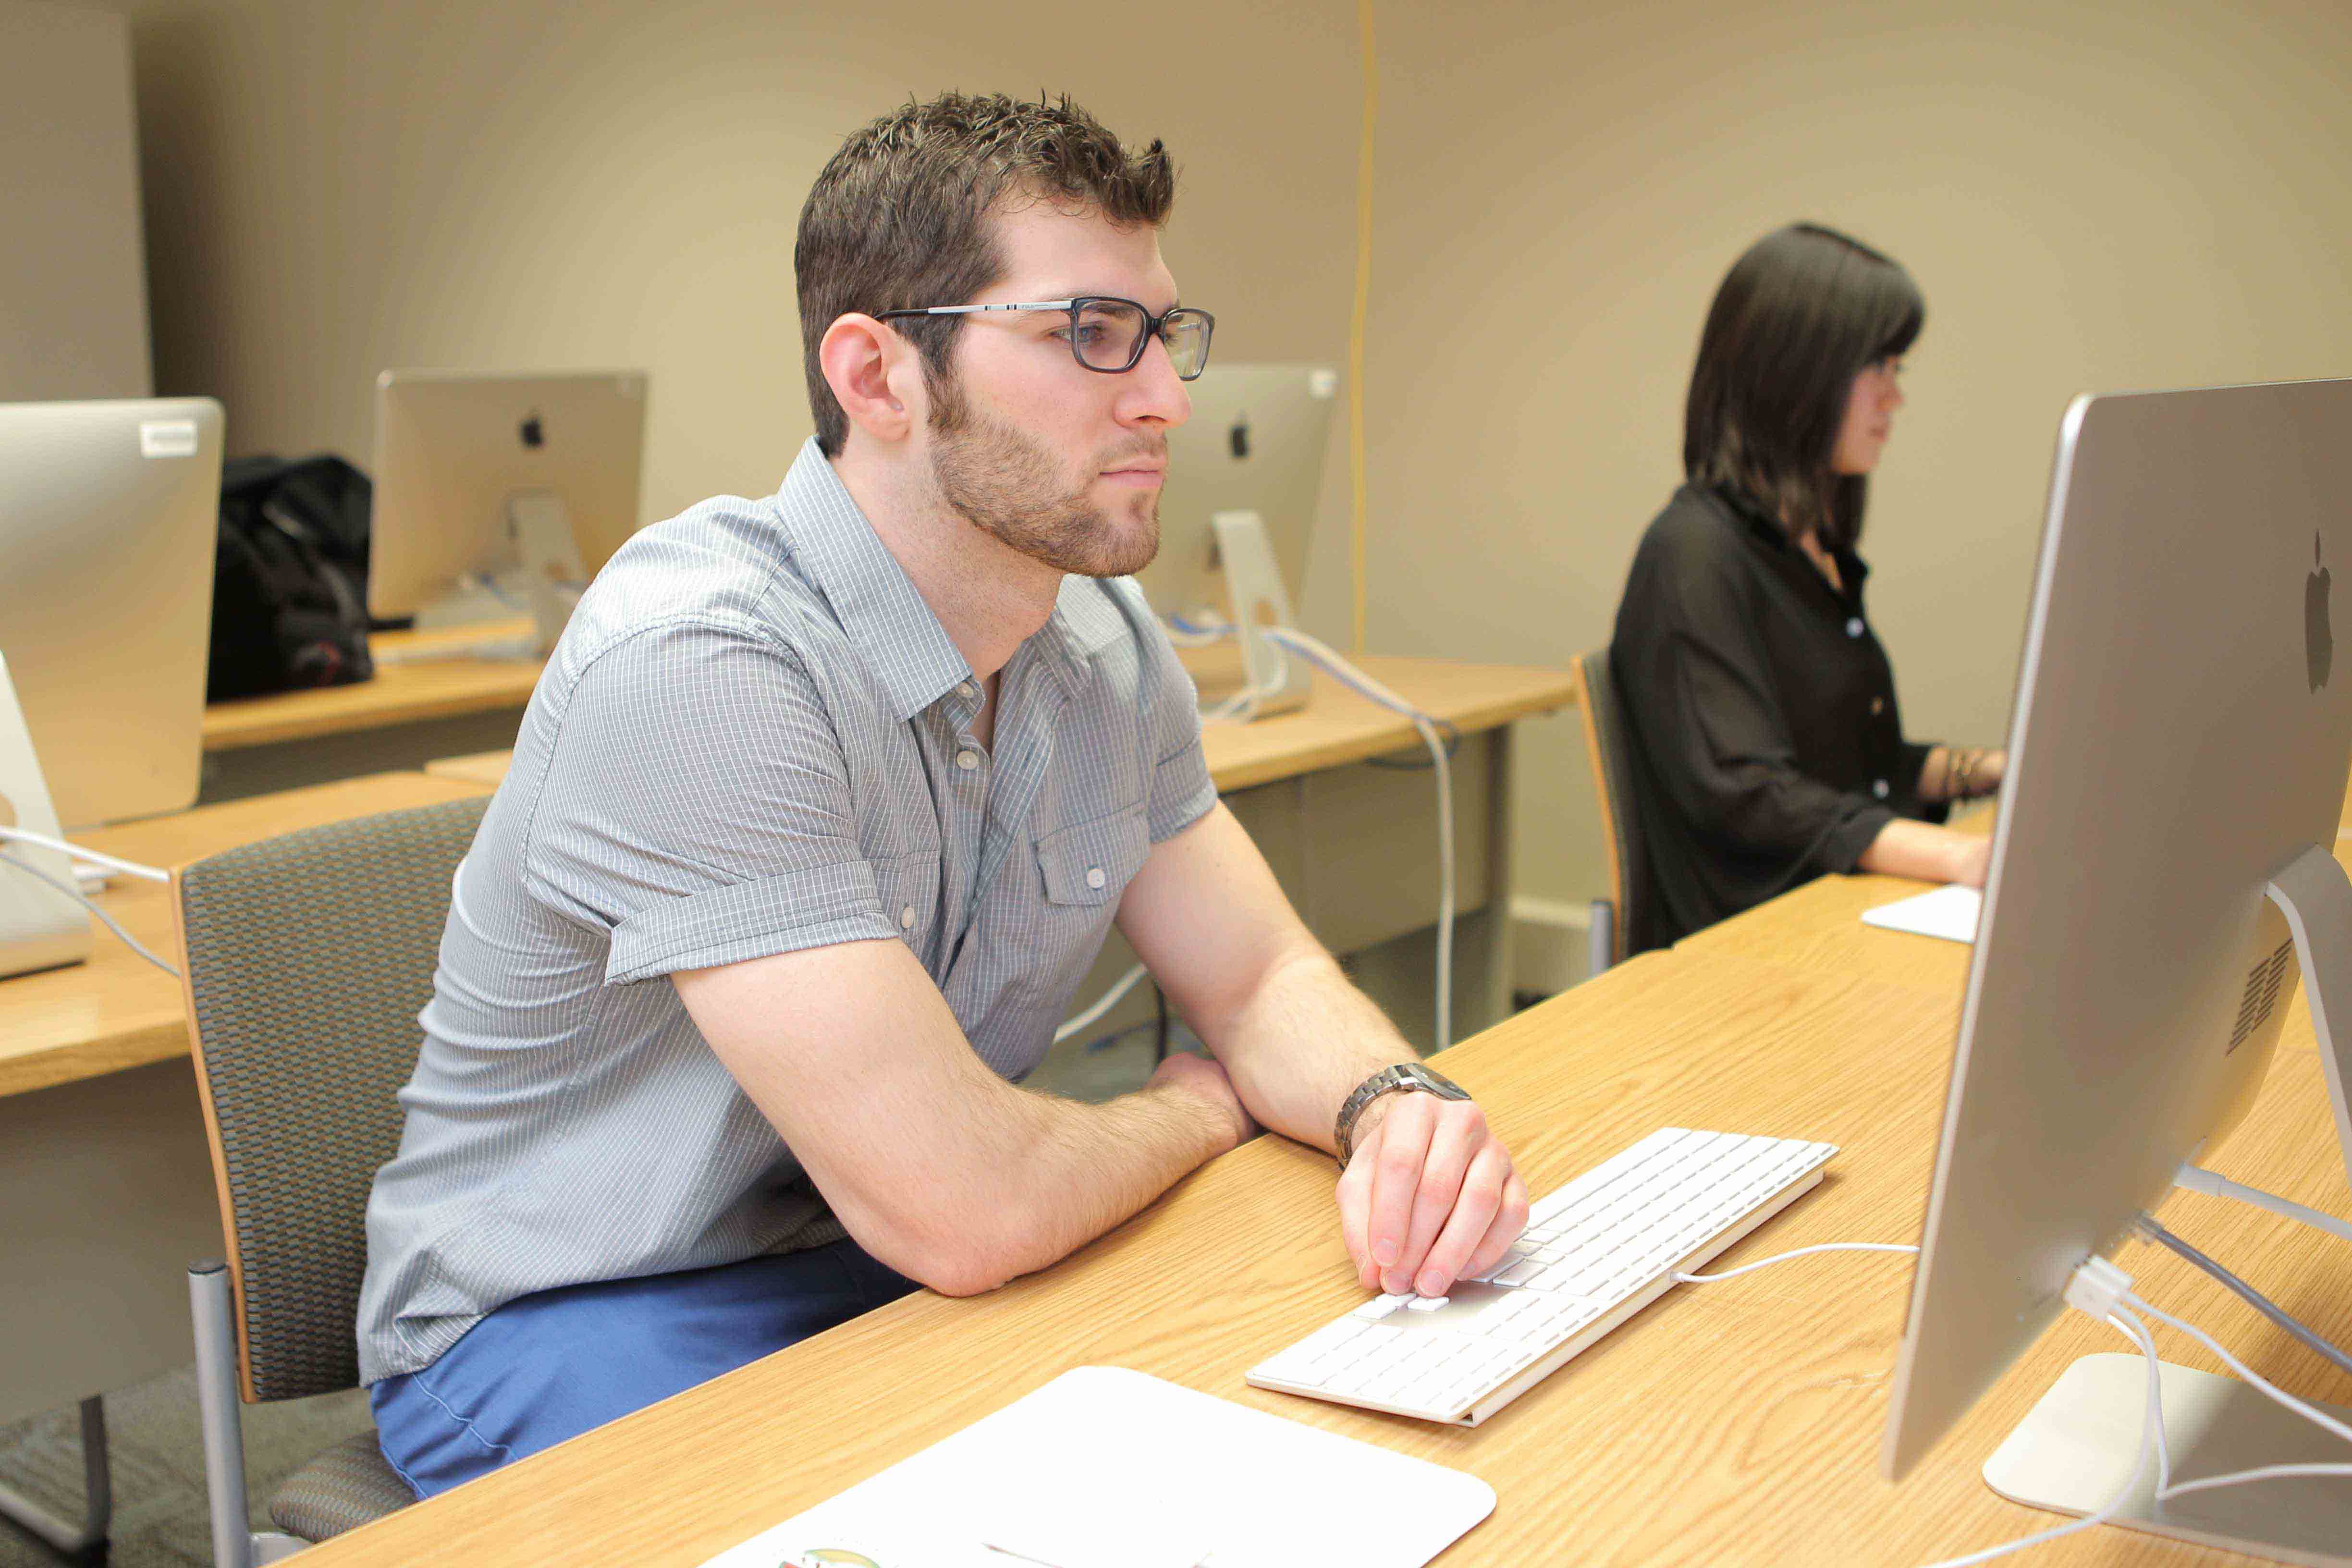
top-left (1870, 696), bottom-right (1886, 716)
top-left (1846, 617), bottom-right (1866, 638)
top-left (957, 682), bottom-right (976, 701)
top-left (1085, 866), bottom-right (1107, 890)
top-left (899, 905), bottom-right (916, 930)
top-left (1873, 779), bottom-right (1891, 800)
top-left (956, 750), bottom-right (978, 771)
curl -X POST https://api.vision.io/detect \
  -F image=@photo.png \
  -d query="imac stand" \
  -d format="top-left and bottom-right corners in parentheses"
top-left (506, 490), bottom-right (588, 656)
top-left (1212, 511), bottom-right (1311, 720)
top-left (406, 490), bottom-right (588, 659)
top-left (0, 652), bottom-right (93, 979)
top-left (1984, 842), bottom-right (2352, 1565)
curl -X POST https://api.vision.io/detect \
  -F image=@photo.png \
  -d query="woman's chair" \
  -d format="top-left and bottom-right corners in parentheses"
top-left (1574, 649), bottom-right (1656, 973)
top-left (172, 795), bottom-right (492, 1566)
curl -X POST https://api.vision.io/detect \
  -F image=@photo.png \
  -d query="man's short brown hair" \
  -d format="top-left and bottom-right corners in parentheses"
top-left (795, 92), bottom-right (1177, 457)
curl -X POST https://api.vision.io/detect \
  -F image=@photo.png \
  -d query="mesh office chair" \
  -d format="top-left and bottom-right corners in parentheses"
top-left (172, 795), bottom-right (491, 1566)
top-left (1575, 649), bottom-right (1657, 973)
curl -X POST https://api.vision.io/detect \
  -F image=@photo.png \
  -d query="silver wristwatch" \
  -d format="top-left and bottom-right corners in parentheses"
top-left (1334, 1061), bottom-right (1470, 1164)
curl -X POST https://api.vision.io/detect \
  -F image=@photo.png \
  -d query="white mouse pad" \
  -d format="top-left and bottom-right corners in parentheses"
top-left (695, 1365), bottom-right (1496, 1568)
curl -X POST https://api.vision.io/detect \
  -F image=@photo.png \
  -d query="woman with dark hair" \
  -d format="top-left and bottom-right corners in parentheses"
top-left (1609, 222), bottom-right (2005, 950)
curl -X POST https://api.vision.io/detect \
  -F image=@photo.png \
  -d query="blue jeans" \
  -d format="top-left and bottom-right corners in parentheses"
top-left (370, 1240), bottom-right (917, 1497)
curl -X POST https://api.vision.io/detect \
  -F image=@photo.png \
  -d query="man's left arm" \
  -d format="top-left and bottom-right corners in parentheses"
top-left (1115, 803), bottom-right (1528, 1298)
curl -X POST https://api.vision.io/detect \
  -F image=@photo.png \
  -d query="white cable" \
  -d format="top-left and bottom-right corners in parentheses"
top-left (1670, 1241), bottom-right (1915, 1284)
top-left (0, 824), bottom-right (170, 883)
top-left (2176, 1163), bottom-right (2352, 1245)
top-left (1161, 615), bottom-right (1458, 1052)
top-left (2161, 1461), bottom-right (2352, 1499)
top-left (2124, 1289), bottom-right (2352, 1448)
top-left (1916, 1305), bottom-right (2165, 1568)
top-left (1054, 962), bottom-right (1149, 1045)
top-left (1257, 625), bottom-right (1454, 1052)
top-left (2112, 1312), bottom-right (2171, 1498)
top-left (0, 850), bottom-right (180, 977)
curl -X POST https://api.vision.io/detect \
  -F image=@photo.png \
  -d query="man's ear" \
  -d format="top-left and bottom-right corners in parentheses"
top-left (820, 315), bottom-right (922, 446)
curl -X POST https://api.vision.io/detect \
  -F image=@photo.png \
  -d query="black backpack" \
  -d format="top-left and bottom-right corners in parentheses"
top-left (208, 454), bottom-right (376, 701)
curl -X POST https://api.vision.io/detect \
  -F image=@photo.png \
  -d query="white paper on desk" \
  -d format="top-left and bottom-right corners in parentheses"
top-left (1861, 884), bottom-right (1983, 944)
top-left (693, 1366), bottom-right (1495, 1568)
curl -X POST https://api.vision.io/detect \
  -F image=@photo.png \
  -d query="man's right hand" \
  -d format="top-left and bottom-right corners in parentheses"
top-left (1149, 1050), bottom-right (1256, 1154)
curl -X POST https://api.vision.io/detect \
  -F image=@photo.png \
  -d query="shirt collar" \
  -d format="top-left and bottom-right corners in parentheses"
top-left (772, 438), bottom-right (1137, 719)
top-left (1699, 481), bottom-right (1872, 593)
top-left (773, 438), bottom-right (971, 722)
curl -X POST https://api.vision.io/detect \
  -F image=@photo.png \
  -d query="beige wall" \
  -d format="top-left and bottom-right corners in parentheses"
top-left (111, 0), bottom-right (1359, 521)
top-left (0, 0), bottom-right (151, 399)
top-left (88, 0), bottom-right (2352, 920)
top-left (1353, 0), bottom-right (2352, 911)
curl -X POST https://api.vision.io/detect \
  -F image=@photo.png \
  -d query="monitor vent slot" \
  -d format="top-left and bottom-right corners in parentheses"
top-left (2227, 940), bottom-right (2297, 1053)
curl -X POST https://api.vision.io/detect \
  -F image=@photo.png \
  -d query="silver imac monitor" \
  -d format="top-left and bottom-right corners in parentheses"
top-left (1882, 380), bottom-right (2352, 1557)
top-left (368, 369), bottom-right (649, 649)
top-left (1137, 362), bottom-right (1338, 624)
top-left (0, 397), bottom-right (222, 827)
top-left (1136, 364), bottom-right (1338, 719)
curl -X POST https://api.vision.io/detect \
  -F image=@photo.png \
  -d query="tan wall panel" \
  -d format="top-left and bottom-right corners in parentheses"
top-left (0, 0), bottom-right (152, 399)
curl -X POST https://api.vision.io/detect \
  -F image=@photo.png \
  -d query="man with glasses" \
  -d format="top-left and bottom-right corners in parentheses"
top-left (358, 91), bottom-right (1526, 1495)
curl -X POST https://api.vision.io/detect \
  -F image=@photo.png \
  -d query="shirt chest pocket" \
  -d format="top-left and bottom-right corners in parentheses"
top-left (1035, 809), bottom-right (1150, 909)
top-left (872, 847), bottom-right (943, 950)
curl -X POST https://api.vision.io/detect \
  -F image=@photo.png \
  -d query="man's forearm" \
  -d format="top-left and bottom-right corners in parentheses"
top-left (913, 1073), bottom-right (1241, 1295)
top-left (1207, 947), bottom-right (1416, 1154)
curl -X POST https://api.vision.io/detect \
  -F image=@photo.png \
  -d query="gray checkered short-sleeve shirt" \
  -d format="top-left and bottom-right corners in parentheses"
top-left (357, 439), bottom-right (1217, 1383)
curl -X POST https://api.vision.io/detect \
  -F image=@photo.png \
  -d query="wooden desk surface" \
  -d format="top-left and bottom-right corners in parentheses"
top-left (203, 620), bottom-right (543, 752)
top-left (0, 772), bottom-right (492, 1097)
top-left (422, 653), bottom-right (1579, 791)
top-left (301, 935), bottom-right (2352, 1566)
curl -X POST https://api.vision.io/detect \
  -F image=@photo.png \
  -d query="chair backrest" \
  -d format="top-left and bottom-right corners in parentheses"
top-left (1575, 648), bottom-right (1655, 966)
top-left (175, 794), bottom-right (490, 1403)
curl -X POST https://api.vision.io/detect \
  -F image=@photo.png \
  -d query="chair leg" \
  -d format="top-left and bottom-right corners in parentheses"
top-left (1587, 899), bottom-right (1617, 979)
top-left (0, 1394), bottom-right (110, 1557)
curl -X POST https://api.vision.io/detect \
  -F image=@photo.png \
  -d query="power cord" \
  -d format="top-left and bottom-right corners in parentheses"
top-left (1255, 625), bottom-right (1455, 1052)
top-left (0, 823), bottom-right (171, 884)
top-left (0, 849), bottom-right (180, 978)
top-left (1660, 1239), bottom-right (2352, 1560)
top-left (2176, 1162), bottom-right (2352, 1245)
top-left (1919, 1256), bottom-right (2352, 1566)
top-left (1670, 1241), bottom-right (1916, 1284)
top-left (1084, 614), bottom-right (1461, 1053)
top-left (1054, 962), bottom-right (1148, 1046)
top-left (2135, 1214), bottom-right (2352, 1379)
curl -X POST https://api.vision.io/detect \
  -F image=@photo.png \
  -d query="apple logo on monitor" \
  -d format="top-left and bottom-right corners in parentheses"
top-left (520, 413), bottom-right (545, 450)
top-left (2311, 532), bottom-right (2333, 693)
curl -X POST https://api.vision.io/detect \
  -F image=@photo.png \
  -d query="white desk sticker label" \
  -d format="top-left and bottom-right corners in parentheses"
top-left (139, 420), bottom-right (199, 459)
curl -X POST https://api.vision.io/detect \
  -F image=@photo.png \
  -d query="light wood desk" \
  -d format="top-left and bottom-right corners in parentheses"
top-left (0, 772), bottom-right (493, 1427)
top-left (198, 620), bottom-right (543, 801)
top-left (298, 913), bottom-right (2352, 1566)
top-left (429, 655), bottom-right (1582, 1041)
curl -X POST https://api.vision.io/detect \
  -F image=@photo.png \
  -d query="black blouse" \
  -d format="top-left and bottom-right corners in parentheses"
top-left (1609, 483), bottom-right (1945, 949)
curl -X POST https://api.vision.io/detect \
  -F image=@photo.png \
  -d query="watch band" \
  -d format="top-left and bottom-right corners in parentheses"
top-left (1334, 1062), bottom-right (1470, 1164)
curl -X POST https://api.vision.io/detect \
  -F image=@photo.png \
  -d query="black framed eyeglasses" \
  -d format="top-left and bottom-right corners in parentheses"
top-left (874, 296), bottom-right (1216, 380)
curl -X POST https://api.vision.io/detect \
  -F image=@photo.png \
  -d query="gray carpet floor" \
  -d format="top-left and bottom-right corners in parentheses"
top-left (0, 1376), bottom-right (373, 1567)
top-left (0, 1024), bottom-right (1172, 1566)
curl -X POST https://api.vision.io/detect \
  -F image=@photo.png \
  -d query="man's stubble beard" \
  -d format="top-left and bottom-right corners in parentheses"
top-left (927, 370), bottom-right (1163, 580)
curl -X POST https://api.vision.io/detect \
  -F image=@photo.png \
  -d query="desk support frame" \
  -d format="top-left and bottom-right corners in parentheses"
top-left (0, 1396), bottom-right (109, 1556)
top-left (1985, 842), bottom-right (2352, 1562)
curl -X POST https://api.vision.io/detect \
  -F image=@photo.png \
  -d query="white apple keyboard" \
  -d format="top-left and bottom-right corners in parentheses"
top-left (1246, 1127), bottom-right (1838, 1426)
